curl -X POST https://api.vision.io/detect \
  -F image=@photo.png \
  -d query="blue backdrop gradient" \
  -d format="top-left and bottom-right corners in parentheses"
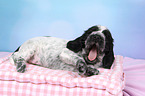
top-left (0, 0), bottom-right (145, 59)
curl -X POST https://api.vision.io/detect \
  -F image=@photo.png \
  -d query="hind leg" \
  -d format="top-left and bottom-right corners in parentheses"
top-left (12, 54), bottom-right (26, 73)
top-left (11, 48), bottom-right (36, 73)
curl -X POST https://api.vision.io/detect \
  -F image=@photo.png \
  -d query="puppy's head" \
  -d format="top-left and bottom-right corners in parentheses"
top-left (67, 25), bottom-right (114, 68)
top-left (83, 25), bottom-right (106, 64)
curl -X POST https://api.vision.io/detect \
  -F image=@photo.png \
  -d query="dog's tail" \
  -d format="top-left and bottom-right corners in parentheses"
top-left (14, 46), bottom-right (21, 52)
top-left (10, 46), bottom-right (21, 65)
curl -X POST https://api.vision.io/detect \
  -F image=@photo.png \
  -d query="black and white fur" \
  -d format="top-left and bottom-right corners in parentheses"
top-left (10, 25), bottom-right (114, 76)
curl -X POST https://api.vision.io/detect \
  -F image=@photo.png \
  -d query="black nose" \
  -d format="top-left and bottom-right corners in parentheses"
top-left (90, 35), bottom-right (101, 41)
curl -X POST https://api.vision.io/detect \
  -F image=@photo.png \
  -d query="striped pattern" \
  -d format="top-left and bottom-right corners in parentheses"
top-left (0, 54), bottom-right (125, 96)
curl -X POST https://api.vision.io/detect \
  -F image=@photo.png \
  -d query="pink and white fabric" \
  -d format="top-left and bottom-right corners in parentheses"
top-left (0, 53), bottom-right (125, 96)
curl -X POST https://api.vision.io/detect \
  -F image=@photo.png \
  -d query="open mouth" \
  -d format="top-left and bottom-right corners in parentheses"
top-left (87, 45), bottom-right (98, 61)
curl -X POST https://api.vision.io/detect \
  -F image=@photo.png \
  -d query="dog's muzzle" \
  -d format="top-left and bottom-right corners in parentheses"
top-left (87, 44), bottom-right (98, 61)
top-left (84, 34), bottom-right (105, 64)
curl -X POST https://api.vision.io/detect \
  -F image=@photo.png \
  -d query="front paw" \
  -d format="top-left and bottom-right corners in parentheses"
top-left (76, 59), bottom-right (87, 75)
top-left (85, 67), bottom-right (99, 76)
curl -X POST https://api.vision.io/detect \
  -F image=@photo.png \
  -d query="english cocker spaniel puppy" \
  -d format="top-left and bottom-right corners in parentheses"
top-left (10, 25), bottom-right (115, 76)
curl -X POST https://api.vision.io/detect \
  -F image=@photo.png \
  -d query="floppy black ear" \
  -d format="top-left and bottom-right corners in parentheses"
top-left (67, 37), bottom-right (83, 53)
top-left (67, 25), bottom-right (99, 53)
top-left (102, 30), bottom-right (115, 69)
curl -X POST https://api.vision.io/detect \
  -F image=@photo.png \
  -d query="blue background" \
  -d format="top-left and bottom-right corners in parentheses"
top-left (0, 0), bottom-right (145, 59)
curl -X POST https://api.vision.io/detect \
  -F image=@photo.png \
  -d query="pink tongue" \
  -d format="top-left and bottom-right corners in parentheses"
top-left (88, 46), bottom-right (97, 61)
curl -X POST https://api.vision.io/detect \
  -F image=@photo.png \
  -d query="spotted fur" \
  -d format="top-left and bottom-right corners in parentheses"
top-left (10, 25), bottom-right (115, 76)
